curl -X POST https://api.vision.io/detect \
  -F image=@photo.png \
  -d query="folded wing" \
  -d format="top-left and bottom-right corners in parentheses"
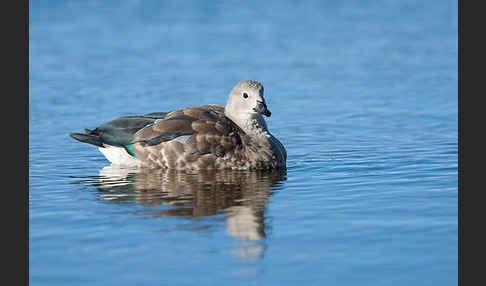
top-left (130, 105), bottom-right (245, 161)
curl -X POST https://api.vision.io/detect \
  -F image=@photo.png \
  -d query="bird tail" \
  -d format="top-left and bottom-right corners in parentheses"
top-left (69, 132), bottom-right (104, 147)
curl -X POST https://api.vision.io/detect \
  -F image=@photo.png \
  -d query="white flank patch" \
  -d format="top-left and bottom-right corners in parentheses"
top-left (98, 145), bottom-right (140, 167)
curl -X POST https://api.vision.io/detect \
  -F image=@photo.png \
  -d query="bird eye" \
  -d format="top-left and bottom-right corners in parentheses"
top-left (242, 93), bottom-right (248, 99)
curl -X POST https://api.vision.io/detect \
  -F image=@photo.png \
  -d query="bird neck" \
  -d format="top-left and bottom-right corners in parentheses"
top-left (225, 111), bottom-right (269, 137)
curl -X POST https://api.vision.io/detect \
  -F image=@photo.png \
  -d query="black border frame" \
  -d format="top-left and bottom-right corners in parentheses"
top-left (22, 1), bottom-right (463, 285)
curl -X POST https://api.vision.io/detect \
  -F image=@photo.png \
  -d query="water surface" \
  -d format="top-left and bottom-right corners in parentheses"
top-left (30, 1), bottom-right (458, 285)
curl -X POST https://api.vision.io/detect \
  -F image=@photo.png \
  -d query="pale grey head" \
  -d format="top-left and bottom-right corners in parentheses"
top-left (224, 80), bottom-right (271, 133)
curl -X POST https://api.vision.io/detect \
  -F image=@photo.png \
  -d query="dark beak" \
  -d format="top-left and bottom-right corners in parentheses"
top-left (254, 100), bottom-right (271, 117)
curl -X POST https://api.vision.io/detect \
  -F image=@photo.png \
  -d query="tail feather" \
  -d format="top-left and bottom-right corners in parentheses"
top-left (69, 133), bottom-right (104, 147)
top-left (70, 113), bottom-right (167, 149)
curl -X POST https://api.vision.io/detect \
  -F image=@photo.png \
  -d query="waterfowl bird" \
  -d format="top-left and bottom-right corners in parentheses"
top-left (70, 80), bottom-right (286, 170)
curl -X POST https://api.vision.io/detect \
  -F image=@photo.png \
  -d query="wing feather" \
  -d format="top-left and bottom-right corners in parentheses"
top-left (131, 105), bottom-right (244, 158)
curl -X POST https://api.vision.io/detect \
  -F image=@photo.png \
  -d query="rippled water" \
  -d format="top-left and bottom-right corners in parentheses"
top-left (30, 1), bottom-right (458, 285)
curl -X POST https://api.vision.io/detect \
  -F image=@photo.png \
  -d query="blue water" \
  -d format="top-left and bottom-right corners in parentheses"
top-left (29, 1), bottom-right (458, 285)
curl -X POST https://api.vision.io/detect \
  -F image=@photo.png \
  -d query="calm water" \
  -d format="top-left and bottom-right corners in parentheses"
top-left (29, 1), bottom-right (458, 285)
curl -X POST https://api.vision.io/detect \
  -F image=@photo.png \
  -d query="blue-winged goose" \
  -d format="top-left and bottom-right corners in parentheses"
top-left (70, 80), bottom-right (286, 170)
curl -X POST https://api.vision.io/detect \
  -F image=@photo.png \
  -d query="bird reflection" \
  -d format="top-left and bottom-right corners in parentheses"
top-left (83, 165), bottom-right (286, 260)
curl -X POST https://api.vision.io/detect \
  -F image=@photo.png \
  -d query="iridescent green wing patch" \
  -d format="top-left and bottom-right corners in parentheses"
top-left (124, 143), bottom-right (137, 158)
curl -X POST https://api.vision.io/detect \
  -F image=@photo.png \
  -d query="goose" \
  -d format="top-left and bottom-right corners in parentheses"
top-left (70, 80), bottom-right (286, 170)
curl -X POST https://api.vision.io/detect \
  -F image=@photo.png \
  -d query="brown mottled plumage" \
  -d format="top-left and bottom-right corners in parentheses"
top-left (70, 80), bottom-right (287, 170)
